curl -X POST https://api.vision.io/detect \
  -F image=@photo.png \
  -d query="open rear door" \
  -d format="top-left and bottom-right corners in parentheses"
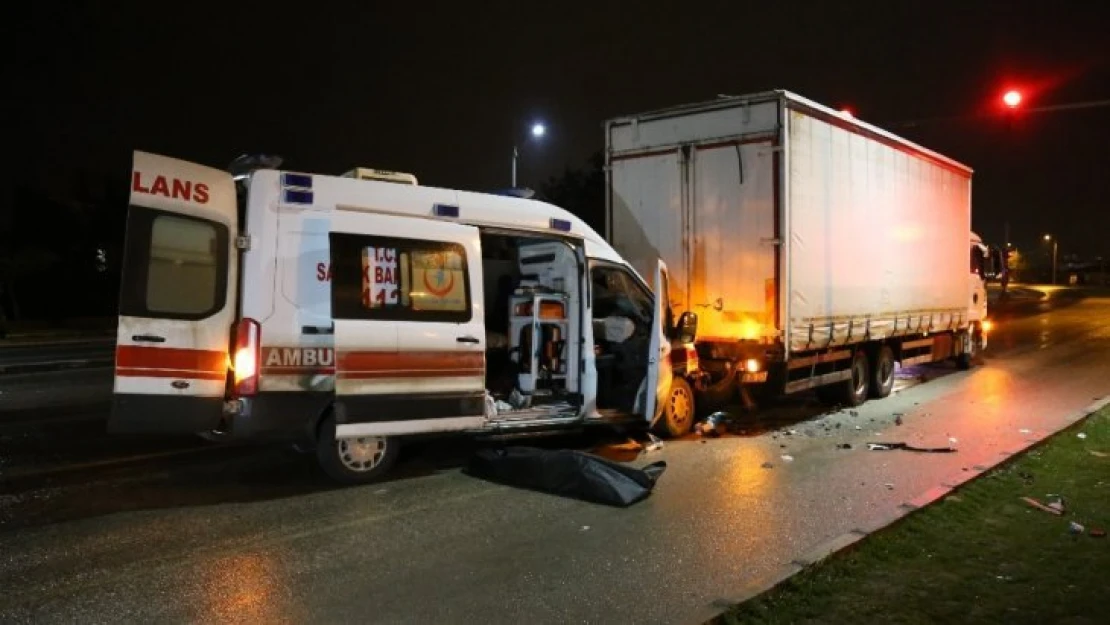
top-left (643, 260), bottom-right (674, 424)
top-left (328, 210), bottom-right (488, 438)
top-left (109, 151), bottom-right (238, 433)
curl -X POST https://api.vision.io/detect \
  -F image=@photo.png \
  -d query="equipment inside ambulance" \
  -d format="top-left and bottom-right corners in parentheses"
top-left (109, 150), bottom-right (701, 484)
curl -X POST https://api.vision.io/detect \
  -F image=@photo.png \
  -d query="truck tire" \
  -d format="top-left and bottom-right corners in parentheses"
top-left (653, 377), bottom-right (696, 438)
top-left (956, 329), bottom-right (978, 370)
top-left (869, 346), bottom-right (895, 399)
top-left (840, 350), bottom-right (871, 407)
top-left (316, 413), bottom-right (400, 485)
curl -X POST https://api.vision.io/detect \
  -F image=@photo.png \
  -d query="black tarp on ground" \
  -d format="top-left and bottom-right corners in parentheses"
top-left (463, 447), bottom-right (667, 507)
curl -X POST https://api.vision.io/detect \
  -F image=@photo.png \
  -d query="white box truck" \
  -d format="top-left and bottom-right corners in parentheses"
top-left (605, 90), bottom-right (1003, 423)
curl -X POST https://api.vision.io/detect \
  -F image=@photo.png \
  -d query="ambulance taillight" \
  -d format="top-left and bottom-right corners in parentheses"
top-left (232, 318), bottom-right (261, 397)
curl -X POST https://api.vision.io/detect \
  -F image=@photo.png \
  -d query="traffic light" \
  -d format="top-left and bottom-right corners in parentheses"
top-left (1003, 90), bottom-right (1022, 109)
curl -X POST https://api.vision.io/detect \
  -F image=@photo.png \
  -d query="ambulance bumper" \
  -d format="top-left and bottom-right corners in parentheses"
top-left (220, 392), bottom-right (332, 442)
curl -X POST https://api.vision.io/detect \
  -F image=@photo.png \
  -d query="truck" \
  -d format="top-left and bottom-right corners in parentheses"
top-left (108, 150), bottom-right (703, 484)
top-left (604, 90), bottom-right (1004, 425)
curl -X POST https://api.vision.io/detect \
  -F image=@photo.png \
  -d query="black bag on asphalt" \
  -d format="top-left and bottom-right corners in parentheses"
top-left (464, 447), bottom-right (667, 507)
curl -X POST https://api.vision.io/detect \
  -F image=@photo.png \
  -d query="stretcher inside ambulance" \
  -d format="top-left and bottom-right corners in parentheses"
top-left (111, 151), bottom-right (699, 483)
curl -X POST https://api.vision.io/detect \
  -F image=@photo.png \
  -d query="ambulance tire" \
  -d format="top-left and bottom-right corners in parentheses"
top-left (316, 414), bottom-right (400, 485)
top-left (653, 377), bottom-right (696, 438)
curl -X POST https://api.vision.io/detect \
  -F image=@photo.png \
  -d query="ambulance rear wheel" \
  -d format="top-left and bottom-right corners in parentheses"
top-left (316, 414), bottom-right (399, 485)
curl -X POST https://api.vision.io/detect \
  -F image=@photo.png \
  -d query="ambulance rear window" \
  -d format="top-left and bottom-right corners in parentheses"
top-left (119, 207), bottom-right (229, 320)
top-left (330, 233), bottom-right (471, 323)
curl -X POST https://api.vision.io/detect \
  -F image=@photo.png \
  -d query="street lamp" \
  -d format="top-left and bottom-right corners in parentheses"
top-left (1043, 234), bottom-right (1058, 285)
top-left (512, 122), bottom-right (547, 188)
top-left (1003, 89), bottom-right (1022, 109)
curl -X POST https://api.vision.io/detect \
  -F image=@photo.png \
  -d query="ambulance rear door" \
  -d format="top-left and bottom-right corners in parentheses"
top-left (109, 150), bottom-right (238, 433)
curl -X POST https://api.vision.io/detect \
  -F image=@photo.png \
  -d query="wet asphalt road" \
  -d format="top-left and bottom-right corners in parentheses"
top-left (0, 338), bottom-right (114, 375)
top-left (2, 288), bottom-right (1109, 624)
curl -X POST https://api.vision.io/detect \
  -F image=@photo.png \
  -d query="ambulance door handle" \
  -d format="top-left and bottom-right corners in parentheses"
top-left (132, 334), bottom-right (166, 343)
top-left (456, 336), bottom-right (480, 344)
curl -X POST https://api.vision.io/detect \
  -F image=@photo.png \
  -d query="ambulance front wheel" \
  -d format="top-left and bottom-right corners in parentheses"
top-left (316, 414), bottom-right (400, 485)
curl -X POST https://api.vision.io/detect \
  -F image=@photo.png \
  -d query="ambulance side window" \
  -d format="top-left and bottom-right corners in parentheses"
top-left (330, 232), bottom-right (472, 323)
top-left (119, 206), bottom-right (229, 320)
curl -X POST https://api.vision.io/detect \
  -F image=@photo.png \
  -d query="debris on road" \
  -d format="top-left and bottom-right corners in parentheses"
top-left (581, 525), bottom-right (591, 532)
top-left (837, 443), bottom-right (852, 450)
top-left (1021, 496), bottom-right (1064, 516)
top-left (1089, 450), bottom-right (1109, 458)
top-left (885, 483), bottom-right (895, 490)
top-left (1069, 521), bottom-right (1086, 535)
top-left (894, 415), bottom-right (904, 426)
top-left (1019, 428), bottom-right (1033, 435)
top-left (761, 461), bottom-right (774, 469)
top-left (1090, 528), bottom-right (1107, 538)
top-left (949, 437), bottom-right (959, 445)
top-left (1077, 433), bottom-right (1088, 440)
top-left (866, 442), bottom-right (957, 453)
top-left (464, 447), bottom-right (667, 507)
top-left (644, 433), bottom-right (664, 453)
top-left (781, 454), bottom-right (794, 462)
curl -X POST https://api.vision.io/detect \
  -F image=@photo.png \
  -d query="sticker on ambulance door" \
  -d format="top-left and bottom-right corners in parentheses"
top-left (362, 247), bottom-right (400, 308)
top-left (411, 250), bottom-right (466, 312)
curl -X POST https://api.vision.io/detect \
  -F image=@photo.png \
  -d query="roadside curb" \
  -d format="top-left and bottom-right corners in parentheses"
top-left (704, 393), bottom-right (1110, 623)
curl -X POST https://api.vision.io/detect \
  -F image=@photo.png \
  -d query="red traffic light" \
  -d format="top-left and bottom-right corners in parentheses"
top-left (1002, 90), bottom-right (1022, 108)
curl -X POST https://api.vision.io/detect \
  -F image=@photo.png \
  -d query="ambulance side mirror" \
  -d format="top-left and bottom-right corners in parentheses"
top-left (676, 311), bottom-right (698, 344)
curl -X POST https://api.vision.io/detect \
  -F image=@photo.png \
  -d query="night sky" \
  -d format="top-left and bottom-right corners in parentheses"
top-left (6, 1), bottom-right (1110, 257)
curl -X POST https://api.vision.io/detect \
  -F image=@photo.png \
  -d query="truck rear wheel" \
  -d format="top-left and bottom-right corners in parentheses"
top-left (316, 414), bottom-right (400, 485)
top-left (840, 350), bottom-right (870, 407)
top-left (869, 346), bottom-right (895, 398)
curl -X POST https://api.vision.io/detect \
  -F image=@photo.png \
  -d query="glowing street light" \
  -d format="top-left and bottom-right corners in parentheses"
top-left (512, 121), bottom-right (547, 188)
top-left (1043, 234), bottom-right (1058, 285)
top-left (1003, 90), bottom-right (1022, 109)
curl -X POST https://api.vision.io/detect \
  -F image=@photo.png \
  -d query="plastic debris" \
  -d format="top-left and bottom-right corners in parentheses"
top-left (867, 442), bottom-right (957, 453)
top-left (885, 483), bottom-right (895, 490)
top-left (849, 410), bottom-right (859, 417)
top-left (1069, 521), bottom-right (1085, 535)
top-left (837, 443), bottom-right (852, 450)
top-left (1021, 496), bottom-right (1063, 516)
top-left (1019, 428), bottom-right (1032, 435)
top-left (581, 525), bottom-right (591, 531)
top-left (644, 433), bottom-right (664, 453)
top-left (780, 454), bottom-right (794, 462)
top-left (1089, 450), bottom-right (1109, 458)
top-left (894, 415), bottom-right (904, 426)
top-left (854, 425), bottom-right (863, 431)
top-left (761, 461), bottom-right (775, 469)
top-left (496, 400), bottom-right (514, 412)
top-left (1077, 433), bottom-right (1088, 440)
top-left (949, 437), bottom-right (959, 445)
top-left (1090, 528), bottom-right (1107, 538)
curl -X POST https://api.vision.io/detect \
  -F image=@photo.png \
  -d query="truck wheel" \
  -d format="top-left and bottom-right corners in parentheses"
top-left (956, 330), bottom-right (977, 370)
top-left (839, 351), bottom-right (870, 407)
top-left (869, 346), bottom-right (895, 398)
top-left (654, 377), bottom-right (696, 438)
top-left (316, 414), bottom-right (400, 485)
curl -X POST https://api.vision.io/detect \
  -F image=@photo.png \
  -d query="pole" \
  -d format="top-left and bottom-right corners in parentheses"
top-left (511, 145), bottom-right (518, 188)
top-left (1052, 241), bottom-right (1058, 285)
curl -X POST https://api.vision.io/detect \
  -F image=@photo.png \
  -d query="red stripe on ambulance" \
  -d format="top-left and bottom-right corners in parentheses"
top-left (115, 345), bottom-right (227, 379)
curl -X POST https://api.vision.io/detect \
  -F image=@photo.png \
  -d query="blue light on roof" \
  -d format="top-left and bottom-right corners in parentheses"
top-left (283, 189), bottom-right (314, 205)
top-left (433, 204), bottom-right (460, 218)
top-left (550, 218), bottom-right (572, 232)
top-left (281, 172), bottom-right (313, 189)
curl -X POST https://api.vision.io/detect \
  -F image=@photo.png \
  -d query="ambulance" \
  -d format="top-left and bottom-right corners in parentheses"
top-left (111, 151), bottom-right (702, 483)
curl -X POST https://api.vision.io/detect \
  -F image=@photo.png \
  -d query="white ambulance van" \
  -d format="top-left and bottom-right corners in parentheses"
top-left (111, 151), bottom-right (701, 483)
